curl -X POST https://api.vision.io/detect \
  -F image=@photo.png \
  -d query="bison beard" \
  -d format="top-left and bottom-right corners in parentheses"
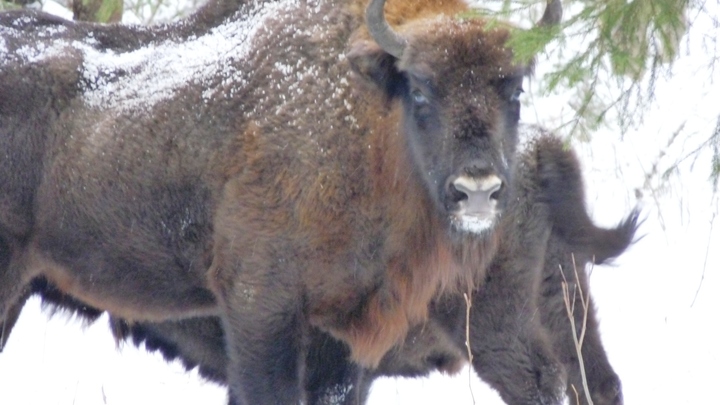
top-left (0, 0), bottom-right (597, 403)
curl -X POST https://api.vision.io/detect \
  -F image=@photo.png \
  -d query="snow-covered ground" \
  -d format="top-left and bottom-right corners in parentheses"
top-left (1, 1), bottom-right (718, 404)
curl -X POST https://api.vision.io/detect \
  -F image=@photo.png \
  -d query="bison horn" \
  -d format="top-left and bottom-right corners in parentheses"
top-left (537, 0), bottom-right (563, 27)
top-left (365, 0), bottom-right (406, 59)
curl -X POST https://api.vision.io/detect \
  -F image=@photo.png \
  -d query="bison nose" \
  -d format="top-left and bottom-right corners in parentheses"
top-left (447, 175), bottom-right (503, 214)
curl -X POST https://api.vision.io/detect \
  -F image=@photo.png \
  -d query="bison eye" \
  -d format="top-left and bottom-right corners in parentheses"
top-left (511, 87), bottom-right (524, 103)
top-left (411, 89), bottom-right (428, 105)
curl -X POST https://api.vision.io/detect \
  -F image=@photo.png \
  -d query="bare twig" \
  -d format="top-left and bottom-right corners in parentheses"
top-left (570, 384), bottom-right (581, 405)
top-left (691, 210), bottom-right (716, 307)
top-left (463, 290), bottom-right (476, 405)
top-left (560, 254), bottom-right (594, 405)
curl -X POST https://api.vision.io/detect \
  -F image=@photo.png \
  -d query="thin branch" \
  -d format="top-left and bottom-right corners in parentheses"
top-left (570, 384), bottom-right (581, 405)
top-left (691, 210), bottom-right (716, 307)
top-left (463, 290), bottom-right (476, 405)
top-left (560, 255), bottom-right (594, 405)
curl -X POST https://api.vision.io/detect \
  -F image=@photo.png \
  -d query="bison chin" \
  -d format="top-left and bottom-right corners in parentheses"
top-left (450, 213), bottom-right (498, 235)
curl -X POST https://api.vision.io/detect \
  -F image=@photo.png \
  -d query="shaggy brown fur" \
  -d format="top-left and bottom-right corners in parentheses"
top-left (2, 0), bottom-right (567, 403)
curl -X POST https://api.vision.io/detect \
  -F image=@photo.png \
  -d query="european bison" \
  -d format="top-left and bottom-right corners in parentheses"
top-left (1, 0), bottom-right (591, 403)
top-left (6, 127), bottom-right (638, 405)
top-left (110, 128), bottom-right (637, 405)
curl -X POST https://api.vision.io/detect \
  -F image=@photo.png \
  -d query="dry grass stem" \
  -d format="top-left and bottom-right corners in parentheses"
top-left (560, 254), bottom-right (594, 405)
top-left (463, 290), bottom-right (476, 405)
top-left (570, 383), bottom-right (581, 405)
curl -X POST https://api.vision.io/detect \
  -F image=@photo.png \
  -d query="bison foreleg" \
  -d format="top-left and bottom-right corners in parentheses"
top-left (0, 240), bottom-right (34, 352)
top-left (0, 299), bottom-right (25, 352)
top-left (467, 249), bottom-right (567, 405)
top-left (213, 272), bottom-right (309, 405)
top-left (462, 191), bottom-right (567, 405)
top-left (304, 329), bottom-right (370, 405)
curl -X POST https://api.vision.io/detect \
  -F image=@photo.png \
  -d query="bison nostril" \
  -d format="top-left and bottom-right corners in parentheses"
top-left (447, 182), bottom-right (469, 203)
top-left (489, 184), bottom-right (502, 202)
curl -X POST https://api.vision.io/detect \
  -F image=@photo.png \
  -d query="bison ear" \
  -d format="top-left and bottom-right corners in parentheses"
top-left (347, 40), bottom-right (404, 97)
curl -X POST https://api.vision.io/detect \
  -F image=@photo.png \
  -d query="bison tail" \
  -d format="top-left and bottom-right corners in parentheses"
top-left (560, 208), bottom-right (643, 266)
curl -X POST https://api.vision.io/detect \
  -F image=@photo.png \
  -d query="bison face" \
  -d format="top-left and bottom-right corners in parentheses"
top-left (349, 17), bottom-right (528, 235)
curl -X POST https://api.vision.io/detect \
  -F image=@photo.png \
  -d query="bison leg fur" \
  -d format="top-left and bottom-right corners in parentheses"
top-left (465, 233), bottom-right (567, 405)
top-left (0, 299), bottom-right (24, 352)
top-left (211, 259), bottom-right (309, 405)
top-left (304, 330), bottom-right (370, 405)
top-left (0, 238), bottom-right (33, 351)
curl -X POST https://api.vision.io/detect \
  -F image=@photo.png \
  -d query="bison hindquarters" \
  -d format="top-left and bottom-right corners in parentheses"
top-left (531, 129), bottom-right (638, 405)
top-left (539, 234), bottom-right (628, 405)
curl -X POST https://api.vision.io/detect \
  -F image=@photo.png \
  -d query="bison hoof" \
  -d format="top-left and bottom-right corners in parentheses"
top-left (593, 376), bottom-right (624, 405)
top-left (568, 375), bottom-right (623, 405)
top-left (537, 362), bottom-right (567, 405)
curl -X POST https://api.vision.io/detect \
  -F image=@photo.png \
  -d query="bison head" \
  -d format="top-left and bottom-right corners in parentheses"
top-left (349, 0), bottom-right (561, 235)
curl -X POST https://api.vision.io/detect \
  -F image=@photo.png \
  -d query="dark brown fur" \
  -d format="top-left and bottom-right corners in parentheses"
top-left (2, 0), bottom-right (569, 403)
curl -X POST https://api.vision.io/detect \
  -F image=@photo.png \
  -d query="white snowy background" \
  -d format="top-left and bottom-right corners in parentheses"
top-left (1, 1), bottom-right (718, 404)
